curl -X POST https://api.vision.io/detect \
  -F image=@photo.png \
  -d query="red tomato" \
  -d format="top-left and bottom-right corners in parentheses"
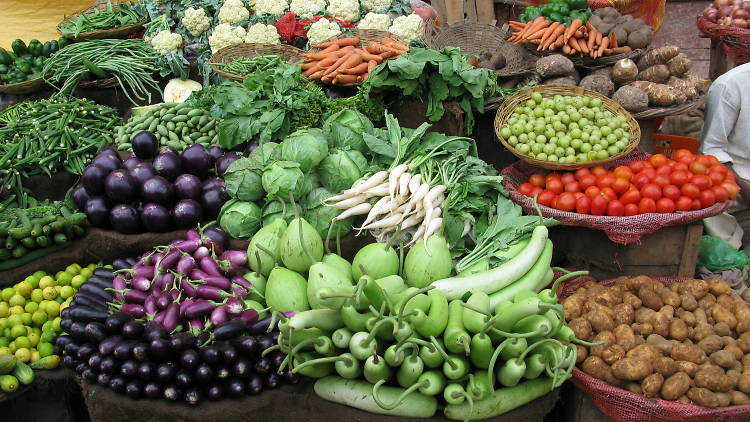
top-left (675, 196), bottom-right (693, 211)
top-left (573, 192), bottom-right (585, 200)
top-left (624, 203), bottom-right (639, 216)
top-left (712, 185), bottom-right (730, 202)
top-left (638, 197), bottom-right (656, 214)
top-left (597, 175), bottom-right (615, 189)
top-left (674, 149), bottom-right (693, 162)
top-left (639, 168), bottom-right (656, 179)
top-left (669, 170), bottom-right (689, 186)
top-left (537, 190), bottom-right (557, 207)
top-left (600, 187), bottom-right (616, 202)
top-left (655, 165), bottom-right (672, 176)
top-left (653, 175), bottom-right (670, 187)
top-left (611, 178), bottom-right (631, 195)
top-left (649, 153), bottom-right (669, 168)
top-left (662, 185), bottom-right (681, 201)
top-left (613, 166), bottom-right (633, 180)
top-left (547, 179), bottom-right (564, 194)
top-left (545, 174), bottom-right (561, 186)
top-left (632, 173), bottom-right (651, 189)
top-left (564, 181), bottom-right (580, 193)
top-left (579, 174), bottom-right (597, 190)
top-left (530, 186), bottom-right (543, 198)
top-left (691, 174), bottom-right (712, 191)
top-left (555, 192), bottom-right (576, 211)
top-left (529, 174), bottom-right (546, 188)
top-left (641, 184), bottom-right (662, 200)
top-left (699, 190), bottom-right (716, 208)
top-left (673, 162), bottom-right (689, 173)
top-left (689, 160), bottom-right (708, 175)
top-left (692, 199), bottom-right (702, 210)
top-left (518, 183), bottom-right (535, 196)
top-left (585, 186), bottom-right (601, 199)
top-left (628, 160), bottom-right (647, 174)
top-left (680, 183), bottom-right (701, 199)
top-left (697, 155), bottom-right (713, 168)
top-left (561, 173), bottom-right (576, 184)
top-left (591, 195), bottom-right (607, 216)
top-left (591, 166), bottom-right (608, 177)
top-left (656, 198), bottom-right (675, 213)
top-left (708, 171), bottom-right (725, 186)
top-left (706, 155), bottom-right (720, 166)
top-left (619, 189), bottom-right (641, 205)
top-left (607, 200), bottom-right (625, 216)
top-left (575, 168), bottom-right (591, 180)
top-left (726, 172), bottom-right (736, 182)
top-left (710, 164), bottom-right (728, 175)
top-left (721, 182), bottom-right (740, 199)
top-left (575, 196), bottom-right (591, 214)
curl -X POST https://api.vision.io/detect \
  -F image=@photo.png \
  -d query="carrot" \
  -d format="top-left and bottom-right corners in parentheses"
top-left (587, 27), bottom-right (597, 52)
top-left (312, 37), bottom-right (360, 49)
top-left (382, 38), bottom-right (409, 52)
top-left (308, 70), bottom-right (325, 80)
top-left (332, 46), bottom-right (355, 57)
top-left (366, 42), bottom-right (402, 55)
top-left (517, 16), bottom-right (546, 41)
top-left (323, 52), bottom-right (353, 76)
top-left (303, 55), bottom-right (337, 76)
top-left (606, 46), bottom-right (632, 55)
top-left (322, 73), bottom-right (334, 83)
top-left (596, 37), bottom-right (609, 58)
top-left (564, 18), bottom-right (583, 43)
top-left (379, 51), bottom-right (397, 59)
top-left (333, 74), bottom-right (358, 85)
top-left (550, 36), bottom-right (565, 50)
top-left (562, 44), bottom-right (572, 54)
top-left (538, 22), bottom-right (560, 46)
top-left (526, 25), bottom-right (551, 41)
top-left (540, 24), bottom-right (565, 50)
top-left (568, 36), bottom-right (582, 53)
top-left (367, 59), bottom-right (377, 73)
top-left (575, 26), bottom-right (585, 38)
top-left (509, 21), bottom-right (525, 29)
top-left (330, 53), bottom-right (363, 76)
top-left (344, 62), bottom-right (369, 74)
top-left (359, 50), bottom-right (384, 63)
top-left (578, 37), bottom-right (589, 54)
top-left (609, 31), bottom-right (618, 48)
top-left (595, 31), bottom-right (602, 47)
top-left (302, 51), bottom-right (336, 61)
top-left (301, 60), bottom-right (319, 70)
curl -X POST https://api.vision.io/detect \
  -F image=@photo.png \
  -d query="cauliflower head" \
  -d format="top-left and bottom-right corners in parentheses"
top-left (362, 0), bottom-right (391, 12)
top-left (254, 0), bottom-right (289, 15)
top-left (182, 7), bottom-right (211, 37)
top-left (245, 23), bottom-right (281, 44)
top-left (327, 0), bottom-right (360, 23)
top-left (150, 30), bottom-right (183, 54)
top-left (388, 13), bottom-right (424, 42)
top-left (357, 12), bottom-right (391, 30)
top-left (290, 0), bottom-right (326, 18)
top-left (209, 24), bottom-right (247, 53)
top-left (307, 18), bottom-right (343, 46)
top-left (218, 0), bottom-right (250, 24)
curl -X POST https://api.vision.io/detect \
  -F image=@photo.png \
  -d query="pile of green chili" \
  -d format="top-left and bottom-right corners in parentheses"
top-left (58, 0), bottom-right (147, 38)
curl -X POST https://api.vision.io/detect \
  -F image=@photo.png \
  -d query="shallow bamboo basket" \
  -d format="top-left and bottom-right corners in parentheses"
top-left (210, 44), bottom-right (305, 81)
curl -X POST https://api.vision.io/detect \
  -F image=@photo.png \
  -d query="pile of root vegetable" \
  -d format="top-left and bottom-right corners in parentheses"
top-left (567, 276), bottom-right (750, 408)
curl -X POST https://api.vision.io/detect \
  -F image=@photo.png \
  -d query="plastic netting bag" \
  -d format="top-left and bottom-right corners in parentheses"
top-left (697, 235), bottom-right (750, 271)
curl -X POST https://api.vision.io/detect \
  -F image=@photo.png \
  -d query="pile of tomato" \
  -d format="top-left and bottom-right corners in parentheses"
top-left (517, 150), bottom-right (741, 216)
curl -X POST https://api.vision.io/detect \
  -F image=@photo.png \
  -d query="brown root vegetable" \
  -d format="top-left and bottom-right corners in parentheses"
top-left (669, 319), bottom-right (689, 341)
top-left (612, 86), bottom-right (648, 112)
top-left (692, 322), bottom-right (714, 342)
top-left (666, 53), bottom-right (692, 77)
top-left (660, 290), bottom-right (681, 308)
top-left (624, 382), bottom-right (643, 394)
top-left (635, 307), bottom-right (656, 324)
top-left (698, 335), bottom-right (724, 355)
top-left (721, 336), bottom-right (737, 348)
top-left (687, 388), bottom-right (720, 408)
top-left (579, 74), bottom-right (615, 97)
top-left (629, 81), bottom-right (680, 106)
top-left (613, 303), bottom-right (635, 327)
top-left (535, 54), bottom-right (575, 78)
top-left (735, 304), bottom-right (750, 334)
top-left (712, 305), bottom-right (738, 330)
top-left (711, 350), bottom-right (738, 368)
top-left (622, 18), bottom-right (646, 33)
top-left (647, 334), bottom-right (674, 354)
top-left (582, 355), bottom-right (620, 385)
top-left (695, 365), bottom-right (734, 392)
top-left (639, 287), bottom-right (664, 310)
top-left (680, 294), bottom-right (699, 312)
top-left (641, 372), bottom-right (664, 397)
top-left (714, 391), bottom-right (732, 407)
top-left (627, 28), bottom-right (653, 50)
top-left (544, 76), bottom-right (578, 86)
top-left (661, 372), bottom-right (691, 400)
top-left (569, 317), bottom-right (593, 341)
top-left (637, 65), bottom-right (670, 83)
top-left (587, 310), bottom-right (616, 333)
top-left (676, 308), bottom-right (697, 327)
top-left (738, 332), bottom-right (750, 353)
top-left (638, 45), bottom-right (681, 69)
top-left (623, 291), bottom-right (642, 309)
top-left (659, 305), bottom-right (675, 319)
top-left (614, 324), bottom-right (637, 351)
top-left (698, 293), bottom-right (717, 310)
top-left (739, 373), bottom-right (750, 394)
top-left (716, 295), bottom-right (735, 311)
top-left (634, 322), bottom-right (654, 336)
top-left (591, 331), bottom-right (616, 357)
top-left (650, 312), bottom-right (670, 337)
top-left (708, 278), bottom-right (732, 296)
top-left (671, 343), bottom-right (707, 364)
top-left (612, 357), bottom-right (654, 381)
top-left (675, 360), bottom-right (700, 377)
top-left (730, 390), bottom-right (750, 405)
top-left (601, 344), bottom-right (627, 365)
top-left (611, 58), bottom-right (638, 84)
top-left (683, 72), bottom-right (711, 93)
top-left (576, 344), bottom-right (588, 364)
top-left (626, 344), bottom-right (662, 362)
top-left (695, 308), bottom-right (709, 325)
top-left (563, 294), bottom-right (585, 319)
top-left (653, 356), bottom-right (678, 377)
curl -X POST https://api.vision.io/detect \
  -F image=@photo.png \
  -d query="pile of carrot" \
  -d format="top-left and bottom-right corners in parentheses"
top-left (300, 36), bottom-right (409, 85)
top-left (508, 17), bottom-right (633, 58)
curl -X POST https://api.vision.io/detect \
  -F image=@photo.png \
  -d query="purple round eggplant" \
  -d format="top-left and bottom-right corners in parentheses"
top-left (200, 188), bottom-right (225, 219)
top-left (82, 368), bottom-right (98, 384)
top-left (72, 184), bottom-right (91, 210)
top-left (75, 362), bottom-right (88, 375)
top-left (215, 366), bottom-right (231, 380)
top-left (181, 144), bottom-right (212, 178)
top-left (125, 380), bottom-right (143, 399)
top-left (206, 383), bottom-right (223, 401)
top-left (173, 174), bottom-right (202, 200)
top-left (84, 322), bottom-right (107, 343)
top-left (104, 313), bottom-right (132, 334)
top-left (76, 343), bottom-right (96, 361)
top-left (207, 145), bottom-right (224, 164)
top-left (199, 345), bottom-right (220, 364)
top-left (129, 163), bottom-right (157, 185)
top-left (82, 165), bottom-right (109, 196)
top-left (141, 176), bottom-right (174, 205)
top-left (122, 155), bottom-right (142, 172)
top-left (137, 361), bottom-right (155, 381)
top-left (99, 146), bottom-right (121, 161)
top-left (163, 385), bottom-right (182, 402)
top-left (109, 376), bottom-right (127, 393)
top-left (184, 387), bottom-right (202, 405)
top-left (202, 226), bottom-right (229, 250)
top-left (132, 342), bottom-right (149, 362)
top-left (85, 197), bottom-right (111, 228)
top-left (231, 359), bottom-right (252, 379)
top-left (201, 177), bottom-right (224, 192)
top-left (171, 199), bottom-right (202, 229)
top-left (105, 170), bottom-right (138, 203)
top-left (194, 364), bottom-right (214, 384)
top-left (180, 349), bottom-right (200, 369)
top-left (97, 373), bottom-right (112, 386)
top-left (88, 354), bottom-right (103, 372)
top-left (253, 357), bottom-right (271, 374)
top-left (245, 375), bottom-right (263, 395)
top-left (152, 152), bottom-right (182, 181)
top-left (120, 359), bottom-right (138, 378)
top-left (225, 378), bottom-right (245, 398)
top-left (175, 369), bottom-right (193, 388)
top-left (100, 356), bottom-right (119, 375)
top-left (140, 203), bottom-right (172, 233)
top-left (169, 332), bottom-right (195, 352)
top-left (121, 320), bottom-right (144, 339)
top-left (143, 382), bottom-right (162, 399)
top-left (215, 152), bottom-right (240, 176)
top-left (156, 362), bottom-right (177, 383)
top-left (244, 141), bottom-right (259, 156)
top-left (92, 153), bottom-right (122, 174)
top-left (264, 372), bottom-right (281, 389)
top-left (109, 204), bottom-right (141, 234)
top-left (144, 321), bottom-right (167, 341)
top-left (149, 338), bottom-right (172, 361)
top-left (283, 370), bottom-right (300, 385)
top-left (132, 131), bottom-right (159, 159)
top-left (234, 336), bottom-right (259, 356)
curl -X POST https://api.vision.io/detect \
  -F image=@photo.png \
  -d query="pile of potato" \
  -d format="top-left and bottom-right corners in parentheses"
top-left (588, 7), bottom-right (654, 50)
top-left (565, 276), bottom-right (750, 408)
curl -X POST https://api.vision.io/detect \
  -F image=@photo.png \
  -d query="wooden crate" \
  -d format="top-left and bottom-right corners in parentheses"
top-left (549, 223), bottom-right (703, 280)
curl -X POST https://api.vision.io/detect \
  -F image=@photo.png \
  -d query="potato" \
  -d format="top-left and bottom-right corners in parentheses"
top-left (653, 356), bottom-right (678, 377)
top-left (738, 332), bottom-right (750, 353)
top-left (593, 288), bottom-right (624, 307)
top-left (669, 319), bottom-right (689, 341)
top-left (695, 365), bottom-right (734, 392)
top-left (614, 324), bottom-right (637, 351)
top-left (636, 372), bottom-right (663, 398)
top-left (650, 312), bottom-right (670, 337)
top-left (708, 278), bottom-right (733, 296)
top-left (601, 344), bottom-right (627, 365)
top-left (612, 357), bottom-right (654, 381)
top-left (695, 308), bottom-right (708, 325)
top-left (635, 307), bottom-right (656, 324)
top-left (634, 322), bottom-right (654, 336)
top-left (692, 322), bottom-right (714, 342)
top-left (627, 276), bottom-right (657, 291)
top-left (626, 344), bottom-right (662, 362)
top-left (587, 310), bottom-right (616, 333)
top-left (639, 287), bottom-right (664, 310)
top-left (671, 343), bottom-right (707, 364)
top-left (738, 373), bottom-right (750, 394)
top-left (667, 76), bottom-right (699, 100)
top-left (666, 53), bottom-right (692, 77)
top-left (721, 335), bottom-right (737, 347)
top-left (582, 355), bottom-right (621, 385)
top-left (675, 361), bottom-right (700, 377)
top-left (698, 335), bottom-right (724, 355)
top-left (711, 350), bottom-right (738, 369)
top-left (716, 294), bottom-right (735, 311)
top-left (735, 304), bottom-right (750, 334)
top-left (676, 308), bottom-right (696, 326)
top-left (647, 334), bottom-right (673, 354)
top-left (563, 293), bottom-right (585, 319)
top-left (687, 387), bottom-right (720, 408)
top-left (737, 318), bottom-right (750, 335)
top-left (569, 317), bottom-right (593, 341)
top-left (637, 46), bottom-right (680, 69)
top-left (536, 54), bottom-right (575, 78)
top-left (612, 303), bottom-right (635, 327)
top-left (724, 344), bottom-right (744, 360)
top-left (713, 305), bottom-right (738, 330)
top-left (714, 391), bottom-right (732, 407)
top-left (579, 75), bottom-right (615, 98)
top-left (658, 305), bottom-right (675, 319)
top-left (591, 331), bottom-right (616, 357)
top-left (742, 353), bottom-right (750, 366)
top-left (730, 390), bottom-right (750, 405)
top-left (680, 294), bottom-right (698, 311)
top-left (698, 293), bottom-right (717, 310)
top-left (624, 382), bottom-right (642, 394)
top-left (576, 344), bottom-right (588, 364)
top-left (623, 17), bottom-right (646, 33)
top-left (660, 290), bottom-right (681, 308)
top-left (623, 291), bottom-right (642, 309)
top-left (661, 372), bottom-right (691, 400)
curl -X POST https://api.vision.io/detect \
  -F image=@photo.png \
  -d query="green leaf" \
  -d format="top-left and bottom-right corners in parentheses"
top-left (218, 116), bottom-right (254, 149)
top-left (388, 56), bottom-right (425, 80)
top-left (363, 132), bottom-right (395, 158)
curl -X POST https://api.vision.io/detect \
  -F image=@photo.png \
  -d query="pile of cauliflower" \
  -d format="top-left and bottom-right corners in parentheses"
top-left (357, 12), bottom-right (391, 30)
top-left (150, 30), bottom-right (183, 54)
top-left (208, 23), bottom-right (247, 53)
top-left (289, 0), bottom-right (326, 18)
top-left (388, 13), bottom-right (425, 42)
top-left (245, 23), bottom-right (281, 44)
top-left (182, 7), bottom-right (211, 37)
top-left (307, 18), bottom-right (343, 46)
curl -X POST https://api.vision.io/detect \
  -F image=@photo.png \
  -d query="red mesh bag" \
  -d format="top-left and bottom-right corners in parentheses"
top-left (500, 151), bottom-right (733, 245)
top-left (696, 15), bottom-right (750, 64)
top-left (559, 275), bottom-right (750, 422)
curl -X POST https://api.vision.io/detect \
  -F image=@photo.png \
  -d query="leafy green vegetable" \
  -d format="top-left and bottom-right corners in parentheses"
top-left (322, 108), bottom-right (374, 152)
top-left (218, 199), bottom-right (263, 239)
top-left (246, 142), bottom-right (281, 169)
top-left (280, 128), bottom-right (329, 172)
top-left (261, 161), bottom-right (309, 200)
top-left (303, 187), bottom-right (352, 238)
top-left (262, 200), bottom-right (302, 227)
top-left (223, 158), bottom-right (264, 201)
top-left (317, 149), bottom-right (366, 194)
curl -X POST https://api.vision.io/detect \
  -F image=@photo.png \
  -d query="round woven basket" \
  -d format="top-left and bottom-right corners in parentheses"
top-left (210, 43), bottom-right (305, 81)
top-left (79, 76), bottom-right (120, 89)
top-left (0, 76), bottom-right (49, 95)
top-left (57, 1), bottom-right (148, 41)
top-left (426, 21), bottom-right (535, 77)
top-left (631, 95), bottom-right (705, 120)
top-left (524, 42), bottom-right (644, 68)
top-left (494, 84), bottom-right (641, 170)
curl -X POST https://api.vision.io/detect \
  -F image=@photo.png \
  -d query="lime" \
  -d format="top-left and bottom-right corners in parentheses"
top-left (51, 317), bottom-right (61, 332)
top-left (1, 288), bottom-right (14, 302)
top-left (0, 302), bottom-right (8, 318)
top-left (14, 348), bottom-right (30, 362)
top-left (65, 264), bottom-right (80, 276)
top-left (37, 342), bottom-right (54, 358)
top-left (8, 306), bottom-right (23, 316)
top-left (29, 327), bottom-right (40, 337)
top-left (70, 275), bottom-right (86, 289)
top-left (6, 314), bottom-right (22, 327)
top-left (45, 301), bottom-right (60, 318)
top-left (26, 332), bottom-right (39, 347)
top-left (30, 289), bottom-right (43, 303)
top-left (79, 268), bottom-right (93, 279)
top-left (32, 271), bottom-right (46, 279)
top-left (10, 325), bottom-right (26, 338)
top-left (14, 281), bottom-right (32, 298)
top-left (24, 302), bottom-right (38, 314)
top-left (41, 287), bottom-right (56, 300)
top-left (0, 347), bottom-right (8, 355)
top-left (40, 330), bottom-right (55, 344)
top-left (38, 276), bottom-right (55, 290)
top-left (59, 286), bottom-right (74, 299)
top-left (41, 320), bottom-right (52, 332)
top-left (53, 285), bottom-right (62, 295)
top-left (0, 337), bottom-right (9, 347)
top-left (0, 319), bottom-right (5, 331)
top-left (24, 275), bottom-right (40, 289)
top-left (56, 272), bottom-right (72, 287)
top-left (20, 313), bottom-right (32, 326)
top-left (31, 311), bottom-right (47, 326)
top-left (7, 341), bottom-right (15, 354)
top-left (14, 336), bottom-right (30, 349)
top-left (8, 294), bottom-right (24, 307)
top-left (30, 351), bottom-right (40, 363)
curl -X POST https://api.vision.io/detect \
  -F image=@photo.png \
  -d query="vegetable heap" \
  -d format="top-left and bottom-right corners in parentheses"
top-left (519, 0), bottom-right (591, 25)
top-left (509, 18), bottom-right (632, 58)
top-left (57, 0), bottom-right (148, 38)
top-left (0, 263), bottom-right (97, 392)
top-left (74, 141), bottom-right (231, 234)
top-left (0, 97), bottom-right (121, 205)
top-left (58, 230), bottom-right (299, 404)
top-left (0, 202), bottom-right (88, 270)
top-left (0, 38), bottom-right (67, 85)
top-left (570, 276), bottom-right (750, 408)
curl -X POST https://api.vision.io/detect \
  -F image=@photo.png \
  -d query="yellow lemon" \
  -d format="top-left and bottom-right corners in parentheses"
top-left (38, 276), bottom-right (55, 290)
top-left (14, 281), bottom-right (32, 297)
top-left (0, 303), bottom-right (8, 318)
top-left (14, 348), bottom-right (30, 363)
top-left (8, 294), bottom-right (25, 307)
top-left (24, 302), bottom-right (38, 313)
top-left (8, 306), bottom-right (23, 316)
top-left (41, 287), bottom-right (56, 300)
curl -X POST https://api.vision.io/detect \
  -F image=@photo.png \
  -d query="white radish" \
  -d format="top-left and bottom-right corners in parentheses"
top-left (346, 171), bottom-right (388, 195)
top-left (333, 203), bottom-right (372, 221)
top-left (406, 224), bottom-right (426, 247)
top-left (388, 165), bottom-right (408, 201)
top-left (362, 213), bottom-right (403, 230)
top-left (408, 174), bottom-right (422, 194)
top-left (432, 193), bottom-right (445, 208)
top-left (423, 217), bottom-right (444, 250)
top-left (423, 185), bottom-right (447, 206)
top-left (401, 211), bottom-right (425, 230)
top-left (356, 196), bottom-right (393, 231)
top-left (323, 192), bottom-right (355, 203)
top-left (363, 184), bottom-right (389, 197)
top-left (461, 218), bottom-right (472, 238)
top-left (398, 172), bottom-right (412, 199)
top-left (404, 183), bottom-right (430, 215)
top-left (326, 196), bottom-right (367, 209)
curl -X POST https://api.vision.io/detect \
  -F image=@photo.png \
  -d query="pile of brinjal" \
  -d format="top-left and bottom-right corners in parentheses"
top-left (57, 226), bottom-right (297, 404)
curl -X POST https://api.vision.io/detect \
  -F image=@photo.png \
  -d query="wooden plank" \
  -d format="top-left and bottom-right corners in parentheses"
top-left (476, 0), bottom-right (496, 24)
top-left (465, 0), bottom-right (479, 23)
top-left (431, 0), bottom-right (449, 28)
top-left (446, 0), bottom-right (465, 24)
top-left (678, 224), bottom-right (703, 277)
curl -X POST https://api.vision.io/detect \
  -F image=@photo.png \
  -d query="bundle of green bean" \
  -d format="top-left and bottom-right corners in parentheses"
top-left (58, 0), bottom-right (147, 37)
top-left (0, 201), bottom-right (87, 268)
top-left (0, 97), bottom-right (121, 207)
top-left (114, 102), bottom-right (218, 152)
top-left (0, 101), bottom-right (34, 124)
top-left (43, 39), bottom-right (160, 105)
top-left (213, 55), bottom-right (286, 78)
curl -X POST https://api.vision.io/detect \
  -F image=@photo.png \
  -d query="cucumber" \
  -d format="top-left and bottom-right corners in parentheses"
top-left (156, 125), bottom-right (169, 136)
top-left (166, 121), bottom-right (176, 131)
top-left (147, 118), bottom-right (159, 132)
top-left (0, 355), bottom-right (17, 374)
top-left (198, 115), bottom-right (210, 126)
top-left (163, 113), bottom-right (176, 121)
top-left (172, 115), bottom-right (189, 123)
top-left (0, 375), bottom-right (18, 393)
top-left (189, 116), bottom-right (201, 126)
top-left (12, 361), bottom-right (33, 385)
top-left (187, 109), bottom-right (204, 118)
top-left (168, 132), bottom-right (180, 142)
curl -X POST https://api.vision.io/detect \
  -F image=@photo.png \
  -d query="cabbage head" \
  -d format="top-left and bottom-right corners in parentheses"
top-left (318, 149), bottom-right (366, 193)
top-left (218, 199), bottom-right (262, 239)
top-left (280, 128), bottom-right (329, 172)
top-left (223, 157), bottom-right (264, 201)
top-left (323, 108), bottom-right (374, 152)
top-left (246, 142), bottom-right (281, 169)
top-left (261, 161), bottom-right (308, 200)
top-left (303, 187), bottom-right (352, 238)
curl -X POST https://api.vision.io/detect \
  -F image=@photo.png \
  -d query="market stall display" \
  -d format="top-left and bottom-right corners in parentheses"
top-left (210, 46), bottom-right (304, 81)
top-left (57, 0), bottom-right (148, 40)
top-left (698, 0), bottom-right (750, 63)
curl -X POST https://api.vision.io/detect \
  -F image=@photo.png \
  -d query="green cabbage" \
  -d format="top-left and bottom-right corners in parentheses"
top-left (280, 128), bottom-right (329, 172)
top-left (323, 108), bottom-right (374, 152)
top-left (261, 161), bottom-right (308, 200)
top-left (218, 199), bottom-right (262, 239)
top-left (303, 187), bottom-right (352, 238)
top-left (223, 158), bottom-right (264, 201)
top-left (247, 142), bottom-right (281, 169)
top-left (317, 149), bottom-right (365, 193)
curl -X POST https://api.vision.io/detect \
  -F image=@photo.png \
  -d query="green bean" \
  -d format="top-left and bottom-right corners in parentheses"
top-left (58, 1), bottom-right (147, 38)
top-left (211, 55), bottom-right (286, 78)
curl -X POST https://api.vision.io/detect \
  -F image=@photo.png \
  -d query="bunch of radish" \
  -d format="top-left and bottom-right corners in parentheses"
top-left (325, 164), bottom-right (447, 246)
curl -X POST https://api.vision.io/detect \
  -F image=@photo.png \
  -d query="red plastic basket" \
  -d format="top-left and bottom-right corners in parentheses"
top-left (652, 133), bottom-right (699, 157)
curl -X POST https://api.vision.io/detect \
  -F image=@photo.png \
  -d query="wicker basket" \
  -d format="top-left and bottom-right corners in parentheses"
top-left (210, 44), bottom-right (305, 81)
top-left (425, 21), bottom-right (535, 77)
top-left (0, 76), bottom-right (49, 95)
top-left (79, 76), bottom-right (120, 89)
top-left (57, 1), bottom-right (148, 41)
top-left (631, 95), bottom-right (705, 120)
top-left (494, 84), bottom-right (641, 170)
top-left (523, 41), bottom-right (645, 68)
